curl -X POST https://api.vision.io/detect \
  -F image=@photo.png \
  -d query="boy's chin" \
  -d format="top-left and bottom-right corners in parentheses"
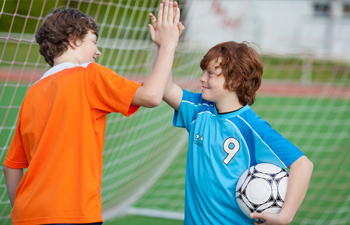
top-left (201, 94), bottom-right (212, 102)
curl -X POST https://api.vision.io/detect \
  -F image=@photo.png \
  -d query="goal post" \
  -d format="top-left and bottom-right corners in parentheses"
top-left (1, 1), bottom-right (350, 225)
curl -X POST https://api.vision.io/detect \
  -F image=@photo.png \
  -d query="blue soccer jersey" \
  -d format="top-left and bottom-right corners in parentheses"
top-left (173, 89), bottom-right (304, 225)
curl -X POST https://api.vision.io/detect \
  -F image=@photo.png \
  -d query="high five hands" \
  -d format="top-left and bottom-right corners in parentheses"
top-left (148, 0), bottom-right (185, 46)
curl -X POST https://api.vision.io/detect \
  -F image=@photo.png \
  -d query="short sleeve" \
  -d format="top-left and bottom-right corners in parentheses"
top-left (255, 120), bottom-right (304, 168)
top-left (261, 122), bottom-right (304, 168)
top-left (4, 107), bottom-right (29, 169)
top-left (84, 63), bottom-right (141, 117)
top-left (173, 89), bottom-right (203, 132)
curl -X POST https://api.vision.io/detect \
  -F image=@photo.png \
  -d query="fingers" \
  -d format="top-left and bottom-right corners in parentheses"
top-left (151, 0), bottom-right (182, 37)
top-left (149, 13), bottom-right (157, 27)
top-left (174, 6), bottom-right (180, 24)
top-left (163, 0), bottom-right (169, 24)
top-left (178, 22), bottom-right (185, 36)
top-left (152, 0), bottom-right (180, 27)
top-left (173, 1), bottom-right (178, 7)
top-left (148, 24), bottom-right (155, 39)
top-left (178, 22), bottom-right (185, 30)
top-left (251, 213), bottom-right (266, 225)
top-left (254, 221), bottom-right (265, 225)
top-left (168, 0), bottom-right (174, 24)
top-left (173, 1), bottom-right (178, 15)
top-left (157, 2), bottom-right (163, 24)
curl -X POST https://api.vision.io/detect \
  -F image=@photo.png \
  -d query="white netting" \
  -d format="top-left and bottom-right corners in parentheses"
top-left (0, 1), bottom-right (349, 225)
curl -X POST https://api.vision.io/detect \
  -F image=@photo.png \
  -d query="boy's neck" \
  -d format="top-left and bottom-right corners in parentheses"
top-left (216, 101), bottom-right (244, 114)
top-left (215, 92), bottom-right (244, 114)
top-left (53, 48), bottom-right (80, 67)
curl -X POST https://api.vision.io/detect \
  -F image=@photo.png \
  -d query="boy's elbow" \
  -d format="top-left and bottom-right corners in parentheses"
top-left (142, 94), bottom-right (162, 108)
top-left (146, 97), bottom-right (162, 108)
top-left (145, 89), bottom-right (163, 107)
top-left (134, 87), bottom-right (163, 108)
top-left (307, 158), bottom-right (314, 172)
top-left (302, 156), bottom-right (314, 174)
top-left (290, 155), bottom-right (313, 174)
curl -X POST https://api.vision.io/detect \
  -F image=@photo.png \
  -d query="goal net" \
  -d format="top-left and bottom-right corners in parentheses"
top-left (0, 1), bottom-right (349, 225)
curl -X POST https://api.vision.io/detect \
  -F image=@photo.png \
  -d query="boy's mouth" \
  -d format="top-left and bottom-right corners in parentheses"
top-left (202, 86), bottom-right (210, 90)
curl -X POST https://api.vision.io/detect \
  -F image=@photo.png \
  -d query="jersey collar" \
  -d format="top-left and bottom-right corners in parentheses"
top-left (214, 104), bottom-right (250, 119)
top-left (35, 62), bottom-right (92, 85)
top-left (40, 62), bottom-right (77, 81)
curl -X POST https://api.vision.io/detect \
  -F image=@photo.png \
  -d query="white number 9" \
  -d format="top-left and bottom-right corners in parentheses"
top-left (223, 138), bottom-right (240, 165)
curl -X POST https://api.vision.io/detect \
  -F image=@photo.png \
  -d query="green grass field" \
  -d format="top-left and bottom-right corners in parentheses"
top-left (104, 215), bottom-right (183, 225)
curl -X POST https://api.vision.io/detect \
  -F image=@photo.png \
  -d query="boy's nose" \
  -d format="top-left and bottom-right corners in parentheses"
top-left (96, 49), bottom-right (101, 57)
top-left (200, 74), bottom-right (207, 83)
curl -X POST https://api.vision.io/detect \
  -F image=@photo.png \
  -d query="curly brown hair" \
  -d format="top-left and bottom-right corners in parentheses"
top-left (200, 41), bottom-right (263, 106)
top-left (35, 8), bottom-right (98, 67)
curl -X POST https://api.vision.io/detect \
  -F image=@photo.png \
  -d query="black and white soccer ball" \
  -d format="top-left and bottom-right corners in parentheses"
top-left (235, 163), bottom-right (289, 221)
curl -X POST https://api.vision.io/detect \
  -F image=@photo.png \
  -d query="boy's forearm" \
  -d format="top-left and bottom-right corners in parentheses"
top-left (152, 44), bottom-right (171, 92)
top-left (280, 156), bottom-right (313, 222)
top-left (151, 44), bottom-right (182, 111)
top-left (152, 45), bottom-right (173, 88)
top-left (140, 45), bottom-right (176, 105)
top-left (3, 165), bottom-right (23, 207)
top-left (152, 45), bottom-right (160, 69)
top-left (149, 45), bottom-right (175, 88)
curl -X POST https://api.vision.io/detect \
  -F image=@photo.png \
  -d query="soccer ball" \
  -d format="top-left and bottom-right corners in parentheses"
top-left (235, 163), bottom-right (289, 221)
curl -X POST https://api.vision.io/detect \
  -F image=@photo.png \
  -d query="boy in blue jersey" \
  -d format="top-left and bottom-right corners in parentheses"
top-left (149, 9), bottom-right (313, 223)
top-left (168, 42), bottom-right (313, 224)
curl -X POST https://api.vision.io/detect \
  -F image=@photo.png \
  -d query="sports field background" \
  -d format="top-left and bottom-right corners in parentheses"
top-left (1, 81), bottom-right (349, 224)
top-left (1, 0), bottom-right (350, 224)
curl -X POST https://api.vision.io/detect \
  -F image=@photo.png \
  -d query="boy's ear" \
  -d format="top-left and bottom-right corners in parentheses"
top-left (232, 81), bottom-right (241, 90)
top-left (68, 34), bottom-right (78, 49)
top-left (228, 77), bottom-right (242, 91)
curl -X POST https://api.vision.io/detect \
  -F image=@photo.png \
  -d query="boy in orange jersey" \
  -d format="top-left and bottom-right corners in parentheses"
top-left (3, 1), bottom-right (182, 224)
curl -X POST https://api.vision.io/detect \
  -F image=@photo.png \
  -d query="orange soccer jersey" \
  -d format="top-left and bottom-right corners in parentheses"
top-left (4, 62), bottom-right (141, 225)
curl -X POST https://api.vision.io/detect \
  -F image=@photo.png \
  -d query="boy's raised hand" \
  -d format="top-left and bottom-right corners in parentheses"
top-left (149, 0), bottom-right (185, 39)
top-left (148, 0), bottom-right (182, 48)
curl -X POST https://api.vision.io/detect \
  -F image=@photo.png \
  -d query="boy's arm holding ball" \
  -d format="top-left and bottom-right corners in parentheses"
top-left (250, 156), bottom-right (313, 225)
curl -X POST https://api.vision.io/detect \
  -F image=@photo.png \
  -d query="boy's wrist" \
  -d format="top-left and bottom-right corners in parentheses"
top-left (278, 210), bottom-right (294, 224)
top-left (158, 44), bottom-right (177, 52)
